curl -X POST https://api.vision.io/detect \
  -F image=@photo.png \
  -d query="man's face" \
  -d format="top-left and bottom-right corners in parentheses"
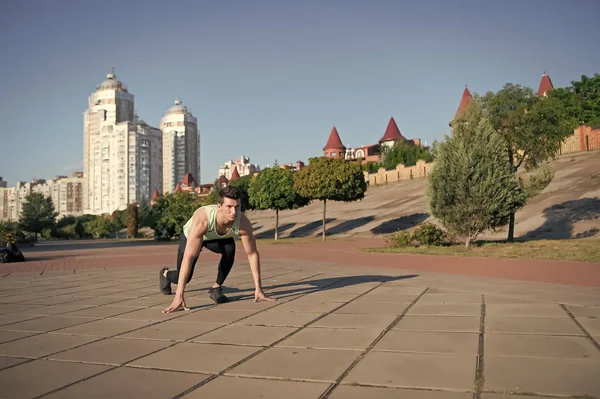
top-left (218, 197), bottom-right (240, 222)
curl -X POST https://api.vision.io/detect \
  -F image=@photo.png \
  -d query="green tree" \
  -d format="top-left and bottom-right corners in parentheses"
top-left (127, 203), bottom-right (139, 238)
top-left (428, 115), bottom-right (527, 248)
top-left (248, 167), bottom-right (310, 240)
top-left (228, 175), bottom-right (253, 212)
top-left (381, 140), bottom-right (433, 169)
top-left (294, 156), bottom-right (367, 241)
top-left (549, 73), bottom-right (600, 128)
top-left (152, 191), bottom-right (201, 238)
top-left (481, 83), bottom-right (575, 241)
top-left (138, 200), bottom-right (154, 228)
top-left (19, 193), bottom-right (57, 239)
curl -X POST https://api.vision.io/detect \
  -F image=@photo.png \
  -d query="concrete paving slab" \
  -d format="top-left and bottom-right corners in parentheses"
top-left (118, 321), bottom-right (224, 341)
top-left (374, 330), bottom-right (479, 354)
top-left (0, 356), bottom-right (28, 370)
top-left (367, 286), bottom-right (426, 296)
top-left (485, 333), bottom-right (599, 358)
top-left (485, 356), bottom-right (600, 397)
top-left (42, 366), bottom-right (209, 399)
top-left (58, 305), bottom-right (138, 318)
top-left (227, 347), bottom-right (360, 382)
top-left (353, 293), bottom-right (418, 303)
top-left (334, 301), bottom-right (411, 314)
top-left (330, 385), bottom-right (473, 399)
top-left (408, 303), bottom-right (482, 316)
top-left (110, 307), bottom-right (188, 321)
top-left (0, 330), bottom-right (39, 344)
top-left (578, 316), bottom-right (600, 335)
top-left (181, 375), bottom-right (330, 398)
top-left (51, 318), bottom-right (154, 337)
top-left (485, 303), bottom-right (567, 317)
top-left (49, 337), bottom-right (170, 365)
top-left (20, 304), bottom-right (96, 316)
top-left (276, 327), bottom-right (381, 350)
top-left (0, 314), bottom-right (40, 327)
top-left (130, 342), bottom-right (259, 373)
top-left (174, 309), bottom-right (257, 323)
top-left (419, 294), bottom-right (482, 304)
top-left (0, 304), bottom-right (47, 314)
top-left (0, 333), bottom-right (98, 357)
top-left (343, 351), bottom-right (476, 391)
top-left (0, 359), bottom-right (109, 399)
top-left (269, 299), bottom-right (342, 313)
top-left (393, 315), bottom-right (481, 332)
top-left (311, 313), bottom-right (396, 329)
top-left (235, 310), bottom-right (324, 327)
top-left (1, 316), bottom-right (96, 333)
top-left (486, 316), bottom-right (584, 335)
top-left (192, 324), bottom-right (296, 346)
top-left (566, 305), bottom-right (600, 318)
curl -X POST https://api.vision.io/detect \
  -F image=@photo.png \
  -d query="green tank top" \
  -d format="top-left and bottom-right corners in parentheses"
top-left (182, 204), bottom-right (242, 241)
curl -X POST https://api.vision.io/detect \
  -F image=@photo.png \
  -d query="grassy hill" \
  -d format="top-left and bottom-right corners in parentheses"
top-left (245, 150), bottom-right (600, 242)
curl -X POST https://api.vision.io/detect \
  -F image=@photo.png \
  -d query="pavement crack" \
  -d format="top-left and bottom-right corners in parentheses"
top-left (560, 303), bottom-right (600, 352)
top-left (474, 294), bottom-right (486, 399)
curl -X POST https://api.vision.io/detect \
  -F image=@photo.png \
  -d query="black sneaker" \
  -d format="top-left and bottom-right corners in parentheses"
top-left (159, 267), bottom-right (172, 295)
top-left (209, 287), bottom-right (228, 304)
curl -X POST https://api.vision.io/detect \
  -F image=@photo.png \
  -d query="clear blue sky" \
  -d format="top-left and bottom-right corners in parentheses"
top-left (1, 0), bottom-right (598, 186)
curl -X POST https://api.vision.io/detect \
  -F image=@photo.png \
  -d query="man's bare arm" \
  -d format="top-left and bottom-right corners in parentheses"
top-left (239, 215), bottom-right (276, 302)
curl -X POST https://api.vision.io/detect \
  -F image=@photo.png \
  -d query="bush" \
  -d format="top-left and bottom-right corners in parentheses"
top-left (388, 231), bottom-right (413, 247)
top-left (412, 223), bottom-right (447, 246)
top-left (523, 164), bottom-right (555, 198)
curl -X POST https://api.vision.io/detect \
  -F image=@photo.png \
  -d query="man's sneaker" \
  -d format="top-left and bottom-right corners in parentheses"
top-left (159, 267), bottom-right (172, 295)
top-left (209, 287), bottom-right (228, 304)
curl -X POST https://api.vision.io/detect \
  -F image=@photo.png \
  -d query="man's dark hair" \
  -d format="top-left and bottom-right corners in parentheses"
top-left (218, 185), bottom-right (240, 204)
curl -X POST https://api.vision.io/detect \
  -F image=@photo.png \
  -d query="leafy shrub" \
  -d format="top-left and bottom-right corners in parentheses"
top-left (388, 231), bottom-right (413, 247)
top-left (412, 223), bottom-right (447, 246)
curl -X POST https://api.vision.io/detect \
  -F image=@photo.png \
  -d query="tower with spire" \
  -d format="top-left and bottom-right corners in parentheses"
top-left (537, 71), bottom-right (554, 97)
top-left (323, 127), bottom-right (346, 158)
top-left (450, 86), bottom-right (473, 129)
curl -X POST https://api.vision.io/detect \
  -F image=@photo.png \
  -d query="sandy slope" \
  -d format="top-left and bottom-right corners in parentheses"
top-left (244, 150), bottom-right (600, 241)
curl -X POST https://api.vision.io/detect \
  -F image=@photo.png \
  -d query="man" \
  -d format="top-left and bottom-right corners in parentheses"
top-left (160, 186), bottom-right (276, 313)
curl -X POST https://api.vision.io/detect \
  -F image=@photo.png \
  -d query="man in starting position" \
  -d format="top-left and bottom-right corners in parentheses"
top-left (160, 186), bottom-right (276, 313)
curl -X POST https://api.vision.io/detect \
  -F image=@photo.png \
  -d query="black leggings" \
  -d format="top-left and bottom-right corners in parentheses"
top-left (166, 234), bottom-right (236, 286)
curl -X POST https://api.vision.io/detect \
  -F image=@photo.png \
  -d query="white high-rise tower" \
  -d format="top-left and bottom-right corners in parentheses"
top-left (160, 99), bottom-right (199, 193)
top-left (83, 71), bottom-right (162, 214)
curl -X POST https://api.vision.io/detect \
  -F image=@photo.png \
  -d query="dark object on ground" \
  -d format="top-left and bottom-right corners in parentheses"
top-left (0, 243), bottom-right (26, 263)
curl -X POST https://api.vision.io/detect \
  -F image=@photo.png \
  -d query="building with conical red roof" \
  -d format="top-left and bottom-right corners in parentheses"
top-left (379, 117), bottom-right (405, 148)
top-left (323, 127), bottom-right (346, 158)
top-left (150, 188), bottom-right (160, 205)
top-left (450, 86), bottom-right (472, 128)
top-left (321, 117), bottom-right (422, 165)
top-left (537, 72), bottom-right (554, 96)
top-left (230, 166), bottom-right (240, 181)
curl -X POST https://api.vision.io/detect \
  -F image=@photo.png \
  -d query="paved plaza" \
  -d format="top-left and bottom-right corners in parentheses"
top-left (1, 246), bottom-right (600, 398)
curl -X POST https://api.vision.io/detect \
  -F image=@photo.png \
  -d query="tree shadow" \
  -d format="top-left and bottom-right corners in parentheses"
top-left (187, 274), bottom-right (419, 305)
top-left (371, 213), bottom-right (430, 234)
top-left (288, 218), bottom-right (336, 237)
top-left (252, 225), bottom-right (263, 232)
top-left (327, 216), bottom-right (376, 236)
top-left (520, 198), bottom-right (600, 240)
top-left (255, 223), bottom-right (296, 239)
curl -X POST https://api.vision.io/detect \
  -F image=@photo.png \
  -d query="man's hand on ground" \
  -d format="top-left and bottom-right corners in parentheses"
top-left (163, 294), bottom-right (190, 313)
top-left (254, 289), bottom-right (277, 303)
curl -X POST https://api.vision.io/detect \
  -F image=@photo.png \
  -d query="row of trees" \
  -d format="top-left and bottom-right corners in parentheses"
top-left (427, 73), bottom-right (600, 247)
top-left (151, 156), bottom-right (367, 241)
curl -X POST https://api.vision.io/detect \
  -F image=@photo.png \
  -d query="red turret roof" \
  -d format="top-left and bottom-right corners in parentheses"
top-left (175, 183), bottom-right (181, 192)
top-left (230, 166), bottom-right (240, 181)
top-left (151, 188), bottom-right (159, 201)
top-left (323, 127), bottom-right (346, 151)
top-left (454, 86), bottom-right (472, 121)
top-left (378, 117), bottom-right (404, 143)
top-left (182, 173), bottom-right (196, 186)
top-left (537, 72), bottom-right (554, 96)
